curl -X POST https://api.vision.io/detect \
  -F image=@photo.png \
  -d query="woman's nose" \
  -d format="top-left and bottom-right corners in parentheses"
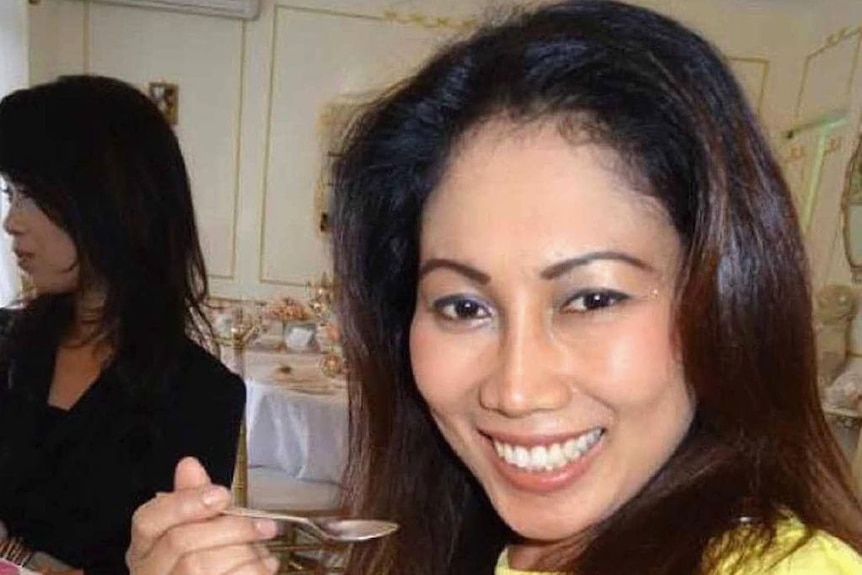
top-left (2, 205), bottom-right (22, 236)
top-left (479, 311), bottom-right (571, 417)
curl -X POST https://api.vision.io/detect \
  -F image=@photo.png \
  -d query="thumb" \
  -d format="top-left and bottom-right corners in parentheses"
top-left (173, 456), bottom-right (212, 490)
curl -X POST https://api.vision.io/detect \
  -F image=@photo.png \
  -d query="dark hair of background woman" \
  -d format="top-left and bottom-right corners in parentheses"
top-left (331, 1), bottom-right (862, 574)
top-left (0, 75), bottom-right (210, 385)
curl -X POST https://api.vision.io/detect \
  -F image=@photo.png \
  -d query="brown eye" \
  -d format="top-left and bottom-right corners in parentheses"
top-left (433, 296), bottom-right (491, 321)
top-left (562, 290), bottom-right (629, 313)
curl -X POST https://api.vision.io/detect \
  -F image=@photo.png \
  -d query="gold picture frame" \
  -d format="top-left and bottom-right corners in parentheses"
top-left (148, 81), bottom-right (179, 125)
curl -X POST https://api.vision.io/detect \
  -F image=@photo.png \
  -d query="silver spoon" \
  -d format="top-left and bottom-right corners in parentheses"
top-left (221, 507), bottom-right (399, 542)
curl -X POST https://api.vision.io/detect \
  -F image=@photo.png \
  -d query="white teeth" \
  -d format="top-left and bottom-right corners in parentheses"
top-left (563, 438), bottom-right (578, 458)
top-left (515, 446), bottom-right (530, 468)
top-left (530, 446), bottom-right (548, 470)
top-left (547, 443), bottom-right (564, 469)
top-left (492, 428), bottom-right (604, 472)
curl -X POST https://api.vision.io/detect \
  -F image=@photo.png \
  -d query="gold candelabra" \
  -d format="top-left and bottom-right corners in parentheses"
top-left (306, 272), bottom-right (335, 322)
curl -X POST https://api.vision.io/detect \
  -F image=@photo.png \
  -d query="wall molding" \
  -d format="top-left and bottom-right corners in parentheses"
top-left (728, 56), bottom-right (770, 113)
top-left (795, 26), bottom-right (862, 123)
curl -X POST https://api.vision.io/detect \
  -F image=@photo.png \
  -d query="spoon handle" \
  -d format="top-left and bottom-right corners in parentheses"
top-left (221, 506), bottom-right (311, 525)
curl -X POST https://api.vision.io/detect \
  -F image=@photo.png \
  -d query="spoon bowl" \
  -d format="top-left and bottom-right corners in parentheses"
top-left (222, 507), bottom-right (399, 542)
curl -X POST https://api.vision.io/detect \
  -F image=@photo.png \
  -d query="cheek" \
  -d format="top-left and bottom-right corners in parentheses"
top-left (589, 308), bottom-right (682, 404)
top-left (409, 315), bottom-right (475, 412)
top-left (38, 216), bottom-right (77, 266)
top-left (409, 317), bottom-right (448, 407)
top-left (55, 229), bottom-right (76, 259)
top-left (55, 240), bottom-right (77, 267)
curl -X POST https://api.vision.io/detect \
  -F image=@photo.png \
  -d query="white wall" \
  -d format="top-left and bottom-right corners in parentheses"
top-left (24, 0), bottom-right (840, 300)
top-left (1, 2), bottom-right (29, 93)
top-left (0, 0), bottom-right (29, 305)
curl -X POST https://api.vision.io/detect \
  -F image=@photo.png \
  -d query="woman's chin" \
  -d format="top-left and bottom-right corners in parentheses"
top-left (491, 495), bottom-right (592, 543)
top-left (508, 517), bottom-right (583, 542)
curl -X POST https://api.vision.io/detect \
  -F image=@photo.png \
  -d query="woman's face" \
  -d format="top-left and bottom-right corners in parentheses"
top-left (410, 121), bottom-right (694, 563)
top-left (1, 175), bottom-right (79, 295)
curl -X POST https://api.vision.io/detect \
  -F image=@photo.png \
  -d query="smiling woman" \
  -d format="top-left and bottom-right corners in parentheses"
top-left (410, 123), bottom-right (694, 557)
top-left (325, 1), bottom-right (862, 574)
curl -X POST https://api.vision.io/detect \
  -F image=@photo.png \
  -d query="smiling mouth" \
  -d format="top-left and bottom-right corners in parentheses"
top-left (492, 428), bottom-right (605, 472)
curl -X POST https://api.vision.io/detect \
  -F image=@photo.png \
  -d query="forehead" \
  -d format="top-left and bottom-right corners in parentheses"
top-left (421, 120), bottom-right (673, 251)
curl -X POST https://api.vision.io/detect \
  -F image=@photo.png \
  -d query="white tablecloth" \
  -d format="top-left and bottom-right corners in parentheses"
top-left (243, 351), bottom-right (348, 484)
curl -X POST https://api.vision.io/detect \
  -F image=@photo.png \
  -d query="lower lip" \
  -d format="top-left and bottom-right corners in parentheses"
top-left (485, 433), bottom-right (604, 494)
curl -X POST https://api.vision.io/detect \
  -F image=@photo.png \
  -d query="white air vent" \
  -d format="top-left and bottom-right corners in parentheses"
top-left (89, 0), bottom-right (260, 20)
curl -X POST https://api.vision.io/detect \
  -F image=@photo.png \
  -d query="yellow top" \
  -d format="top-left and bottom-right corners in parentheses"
top-left (495, 518), bottom-right (862, 575)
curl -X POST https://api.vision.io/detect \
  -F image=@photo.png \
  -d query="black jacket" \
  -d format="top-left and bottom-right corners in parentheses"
top-left (0, 311), bottom-right (245, 574)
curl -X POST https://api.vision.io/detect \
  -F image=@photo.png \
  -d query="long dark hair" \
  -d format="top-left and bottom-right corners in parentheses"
top-left (331, 1), bottom-right (862, 574)
top-left (0, 74), bottom-right (211, 382)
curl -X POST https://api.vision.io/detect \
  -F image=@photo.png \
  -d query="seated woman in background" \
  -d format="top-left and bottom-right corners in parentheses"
top-left (0, 75), bottom-right (245, 574)
top-left (125, 1), bottom-right (862, 574)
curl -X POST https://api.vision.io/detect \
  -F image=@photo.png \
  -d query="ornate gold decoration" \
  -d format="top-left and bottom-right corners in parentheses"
top-left (783, 145), bottom-right (808, 163)
top-left (382, 9), bottom-right (476, 30)
top-left (319, 351), bottom-right (347, 379)
top-left (825, 136), bottom-right (844, 156)
top-left (306, 272), bottom-right (335, 321)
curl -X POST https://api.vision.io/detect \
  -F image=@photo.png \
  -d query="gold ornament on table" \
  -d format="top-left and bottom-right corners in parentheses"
top-left (306, 272), bottom-right (335, 322)
top-left (305, 273), bottom-right (348, 378)
top-left (209, 299), bottom-right (264, 376)
top-left (319, 350), bottom-right (348, 379)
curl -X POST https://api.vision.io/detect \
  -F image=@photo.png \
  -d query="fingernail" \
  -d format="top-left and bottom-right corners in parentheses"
top-left (201, 486), bottom-right (228, 507)
top-left (263, 556), bottom-right (279, 571)
top-left (255, 519), bottom-right (278, 538)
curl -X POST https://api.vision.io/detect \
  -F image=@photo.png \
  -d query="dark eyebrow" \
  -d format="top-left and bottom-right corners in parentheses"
top-left (417, 258), bottom-right (490, 284)
top-left (540, 251), bottom-right (655, 280)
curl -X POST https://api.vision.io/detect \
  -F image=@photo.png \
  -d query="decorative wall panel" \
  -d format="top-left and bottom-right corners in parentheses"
top-left (259, 5), bottom-right (452, 285)
top-left (796, 28), bottom-right (860, 124)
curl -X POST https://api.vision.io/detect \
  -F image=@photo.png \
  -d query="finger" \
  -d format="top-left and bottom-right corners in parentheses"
top-left (173, 539), bottom-right (278, 575)
top-left (174, 456), bottom-right (212, 490)
top-left (132, 515), bottom-right (277, 575)
top-left (128, 483), bottom-right (231, 564)
top-left (224, 555), bottom-right (279, 575)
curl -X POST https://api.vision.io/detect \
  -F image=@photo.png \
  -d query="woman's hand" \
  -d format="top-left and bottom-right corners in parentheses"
top-left (126, 457), bottom-right (279, 575)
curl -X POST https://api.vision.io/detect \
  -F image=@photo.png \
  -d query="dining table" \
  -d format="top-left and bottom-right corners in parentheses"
top-left (242, 348), bottom-right (349, 485)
